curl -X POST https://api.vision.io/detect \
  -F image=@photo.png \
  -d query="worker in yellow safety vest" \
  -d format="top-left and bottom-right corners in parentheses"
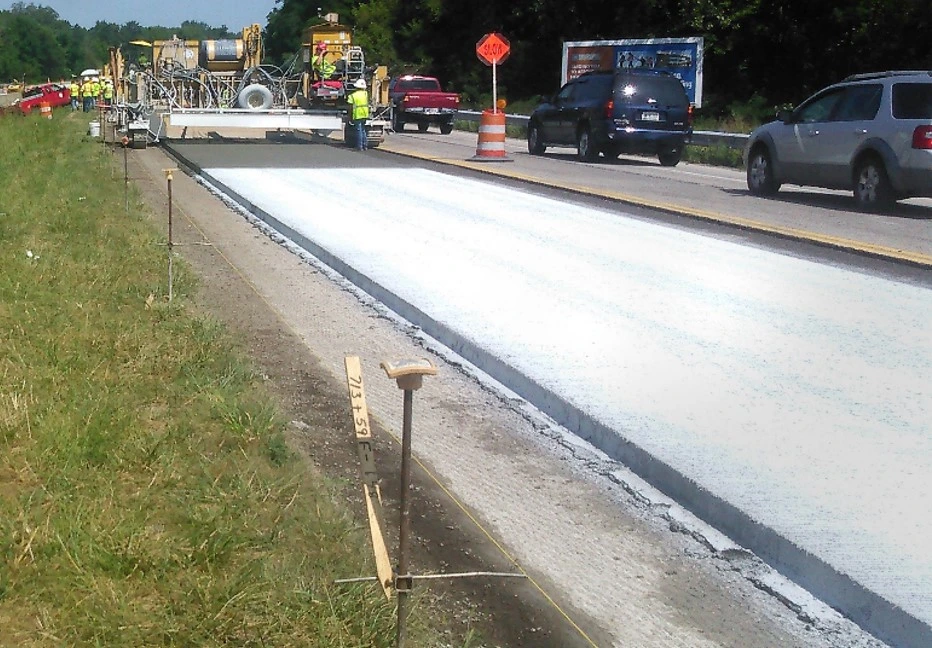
top-left (312, 41), bottom-right (336, 81)
top-left (70, 78), bottom-right (79, 111)
top-left (101, 79), bottom-right (113, 106)
top-left (80, 77), bottom-right (94, 112)
top-left (91, 77), bottom-right (101, 106)
top-left (347, 78), bottom-right (369, 151)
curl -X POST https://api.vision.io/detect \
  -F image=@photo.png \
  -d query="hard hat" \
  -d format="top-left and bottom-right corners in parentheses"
top-left (93, 76), bottom-right (99, 82)
top-left (353, 78), bottom-right (366, 89)
top-left (316, 41), bottom-right (327, 52)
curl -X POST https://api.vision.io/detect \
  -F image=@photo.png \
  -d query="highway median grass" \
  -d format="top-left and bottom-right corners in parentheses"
top-left (0, 110), bottom-right (420, 645)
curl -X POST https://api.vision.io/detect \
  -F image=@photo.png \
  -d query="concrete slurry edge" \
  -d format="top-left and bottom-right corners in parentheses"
top-left (161, 140), bottom-right (929, 648)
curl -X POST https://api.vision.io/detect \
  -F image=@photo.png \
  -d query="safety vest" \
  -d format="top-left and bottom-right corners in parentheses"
top-left (348, 89), bottom-right (369, 121)
top-left (70, 83), bottom-right (79, 98)
top-left (81, 82), bottom-right (93, 97)
top-left (103, 84), bottom-right (113, 100)
top-left (91, 81), bottom-right (101, 97)
top-left (313, 53), bottom-right (336, 79)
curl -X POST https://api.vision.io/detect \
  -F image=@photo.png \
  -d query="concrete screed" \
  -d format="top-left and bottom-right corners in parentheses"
top-left (129, 141), bottom-right (890, 648)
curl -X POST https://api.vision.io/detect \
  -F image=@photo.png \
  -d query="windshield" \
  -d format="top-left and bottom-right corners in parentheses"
top-left (22, 86), bottom-right (44, 99)
top-left (396, 79), bottom-right (440, 92)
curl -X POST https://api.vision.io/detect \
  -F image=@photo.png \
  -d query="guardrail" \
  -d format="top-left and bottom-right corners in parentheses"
top-left (456, 109), bottom-right (749, 151)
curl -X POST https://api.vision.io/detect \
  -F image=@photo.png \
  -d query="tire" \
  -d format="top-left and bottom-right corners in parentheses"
top-left (527, 123), bottom-right (545, 155)
top-left (576, 126), bottom-right (597, 162)
top-left (417, 121), bottom-right (429, 133)
top-left (746, 146), bottom-right (780, 196)
top-left (237, 83), bottom-right (273, 110)
top-left (658, 147), bottom-right (682, 167)
top-left (439, 122), bottom-right (453, 135)
top-left (853, 156), bottom-right (894, 210)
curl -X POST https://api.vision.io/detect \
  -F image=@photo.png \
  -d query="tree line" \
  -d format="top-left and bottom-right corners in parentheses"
top-left (4, 0), bottom-right (931, 119)
top-left (0, 3), bottom-right (233, 82)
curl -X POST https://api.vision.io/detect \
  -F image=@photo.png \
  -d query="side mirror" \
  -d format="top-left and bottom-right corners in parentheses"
top-left (776, 109), bottom-right (792, 123)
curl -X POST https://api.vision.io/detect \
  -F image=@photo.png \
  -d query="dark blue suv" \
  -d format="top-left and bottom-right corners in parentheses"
top-left (527, 69), bottom-right (693, 165)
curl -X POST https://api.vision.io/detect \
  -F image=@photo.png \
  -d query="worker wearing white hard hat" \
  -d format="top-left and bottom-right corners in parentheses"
top-left (347, 78), bottom-right (370, 151)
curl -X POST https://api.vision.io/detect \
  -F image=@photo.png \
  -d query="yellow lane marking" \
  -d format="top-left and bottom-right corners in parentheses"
top-left (380, 144), bottom-right (932, 268)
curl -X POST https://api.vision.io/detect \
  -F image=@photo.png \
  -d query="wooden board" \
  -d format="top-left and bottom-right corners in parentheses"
top-left (345, 355), bottom-right (394, 599)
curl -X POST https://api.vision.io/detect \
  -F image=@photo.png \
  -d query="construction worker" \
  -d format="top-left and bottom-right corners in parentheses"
top-left (101, 78), bottom-right (113, 106)
top-left (91, 77), bottom-right (101, 108)
top-left (81, 76), bottom-right (94, 112)
top-left (70, 78), bottom-right (79, 111)
top-left (347, 78), bottom-right (369, 151)
top-left (312, 41), bottom-right (336, 81)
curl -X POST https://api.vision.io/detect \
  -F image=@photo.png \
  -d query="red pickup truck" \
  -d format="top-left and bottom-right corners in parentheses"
top-left (14, 83), bottom-right (71, 115)
top-left (389, 75), bottom-right (459, 134)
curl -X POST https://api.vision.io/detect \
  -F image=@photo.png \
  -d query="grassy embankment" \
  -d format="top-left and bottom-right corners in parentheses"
top-left (0, 110), bottom-right (434, 645)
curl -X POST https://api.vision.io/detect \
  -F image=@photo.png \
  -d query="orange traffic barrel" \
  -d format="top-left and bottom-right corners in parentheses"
top-left (39, 102), bottom-right (52, 119)
top-left (471, 109), bottom-right (512, 162)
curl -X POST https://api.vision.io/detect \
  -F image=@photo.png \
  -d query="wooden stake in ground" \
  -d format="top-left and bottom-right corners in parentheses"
top-left (344, 356), bottom-right (394, 600)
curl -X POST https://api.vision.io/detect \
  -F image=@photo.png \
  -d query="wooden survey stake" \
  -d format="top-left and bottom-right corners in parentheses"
top-left (344, 355), bottom-right (394, 599)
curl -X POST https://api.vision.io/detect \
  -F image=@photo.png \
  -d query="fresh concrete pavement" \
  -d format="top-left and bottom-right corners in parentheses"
top-left (151, 129), bottom-right (924, 645)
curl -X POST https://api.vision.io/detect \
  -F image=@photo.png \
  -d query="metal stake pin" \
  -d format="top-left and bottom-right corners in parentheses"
top-left (163, 168), bottom-right (177, 302)
top-left (380, 358), bottom-right (437, 648)
top-left (123, 136), bottom-right (129, 215)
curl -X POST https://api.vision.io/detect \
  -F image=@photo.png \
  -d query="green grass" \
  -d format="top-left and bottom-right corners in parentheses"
top-left (0, 108), bottom-right (449, 646)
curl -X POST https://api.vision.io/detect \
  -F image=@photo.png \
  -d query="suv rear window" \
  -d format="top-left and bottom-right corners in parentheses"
top-left (613, 75), bottom-right (686, 107)
top-left (892, 83), bottom-right (932, 119)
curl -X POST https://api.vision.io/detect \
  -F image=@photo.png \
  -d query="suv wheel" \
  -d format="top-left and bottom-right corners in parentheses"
top-left (746, 146), bottom-right (781, 196)
top-left (658, 147), bottom-right (682, 167)
top-left (577, 126), bottom-right (597, 162)
top-left (439, 122), bottom-right (453, 135)
top-left (854, 157), bottom-right (893, 210)
top-left (528, 123), bottom-right (545, 155)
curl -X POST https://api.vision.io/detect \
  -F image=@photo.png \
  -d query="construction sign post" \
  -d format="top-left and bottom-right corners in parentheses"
top-left (476, 32), bottom-right (510, 113)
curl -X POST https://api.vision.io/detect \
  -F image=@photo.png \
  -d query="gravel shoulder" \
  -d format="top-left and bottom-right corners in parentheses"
top-left (127, 140), bottom-right (887, 648)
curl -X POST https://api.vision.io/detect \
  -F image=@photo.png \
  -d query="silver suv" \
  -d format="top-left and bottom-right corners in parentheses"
top-left (744, 71), bottom-right (932, 209)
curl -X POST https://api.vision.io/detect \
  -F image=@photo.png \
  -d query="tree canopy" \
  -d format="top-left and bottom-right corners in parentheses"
top-left (3, 0), bottom-right (930, 117)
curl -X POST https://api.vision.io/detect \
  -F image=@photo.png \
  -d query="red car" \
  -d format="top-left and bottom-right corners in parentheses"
top-left (15, 83), bottom-right (71, 115)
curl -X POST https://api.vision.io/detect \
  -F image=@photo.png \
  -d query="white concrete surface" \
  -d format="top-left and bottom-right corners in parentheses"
top-left (201, 162), bottom-right (932, 646)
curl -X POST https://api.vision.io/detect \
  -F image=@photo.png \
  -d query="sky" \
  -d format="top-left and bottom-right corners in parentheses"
top-left (0, 0), bottom-right (279, 29)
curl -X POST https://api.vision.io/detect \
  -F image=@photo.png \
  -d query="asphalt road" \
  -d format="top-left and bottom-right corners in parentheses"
top-left (379, 128), bottom-right (932, 264)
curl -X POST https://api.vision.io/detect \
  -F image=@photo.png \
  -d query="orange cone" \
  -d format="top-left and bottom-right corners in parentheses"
top-left (471, 109), bottom-right (512, 162)
top-left (39, 102), bottom-right (52, 119)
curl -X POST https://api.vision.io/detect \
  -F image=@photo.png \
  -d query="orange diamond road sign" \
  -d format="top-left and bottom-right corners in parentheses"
top-left (476, 32), bottom-right (511, 66)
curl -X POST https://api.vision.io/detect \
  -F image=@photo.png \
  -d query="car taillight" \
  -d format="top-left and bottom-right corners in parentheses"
top-left (912, 125), bottom-right (932, 149)
top-left (687, 104), bottom-right (694, 127)
top-left (604, 99), bottom-right (614, 118)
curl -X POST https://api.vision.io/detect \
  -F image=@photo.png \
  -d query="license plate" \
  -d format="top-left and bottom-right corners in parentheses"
top-left (641, 111), bottom-right (661, 122)
top-left (426, 108), bottom-right (439, 113)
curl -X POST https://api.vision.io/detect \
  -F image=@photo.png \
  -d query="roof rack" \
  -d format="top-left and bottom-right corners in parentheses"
top-left (843, 70), bottom-right (932, 81)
